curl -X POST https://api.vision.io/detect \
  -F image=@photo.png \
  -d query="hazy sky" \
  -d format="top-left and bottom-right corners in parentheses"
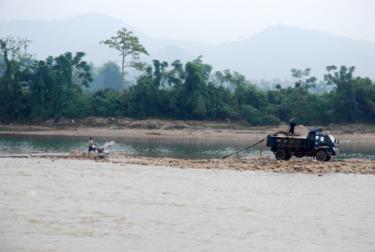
top-left (0, 0), bottom-right (374, 44)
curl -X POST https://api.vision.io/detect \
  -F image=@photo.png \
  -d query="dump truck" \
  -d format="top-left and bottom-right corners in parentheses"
top-left (266, 128), bottom-right (339, 161)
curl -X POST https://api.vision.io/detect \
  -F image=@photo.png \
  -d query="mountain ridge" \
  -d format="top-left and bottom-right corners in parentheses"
top-left (0, 13), bottom-right (374, 80)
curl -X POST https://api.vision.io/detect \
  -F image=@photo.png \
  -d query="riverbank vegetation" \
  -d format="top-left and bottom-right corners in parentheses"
top-left (1, 32), bottom-right (375, 125)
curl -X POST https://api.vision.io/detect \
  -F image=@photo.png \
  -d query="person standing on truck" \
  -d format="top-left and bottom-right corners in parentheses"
top-left (288, 119), bottom-right (296, 136)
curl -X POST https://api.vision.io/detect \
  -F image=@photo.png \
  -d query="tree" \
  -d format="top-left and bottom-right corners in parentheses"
top-left (324, 65), bottom-right (358, 122)
top-left (92, 61), bottom-right (122, 91)
top-left (51, 52), bottom-right (92, 122)
top-left (167, 60), bottom-right (185, 87)
top-left (288, 68), bottom-right (318, 123)
top-left (100, 28), bottom-right (149, 86)
top-left (91, 89), bottom-right (122, 117)
top-left (28, 52), bottom-right (92, 121)
top-left (0, 37), bottom-right (32, 120)
top-left (354, 78), bottom-right (375, 122)
top-left (182, 57), bottom-right (212, 118)
top-left (152, 60), bottom-right (169, 88)
top-left (291, 68), bottom-right (317, 91)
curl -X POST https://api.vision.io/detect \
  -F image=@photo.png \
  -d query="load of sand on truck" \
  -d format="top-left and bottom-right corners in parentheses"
top-left (266, 126), bottom-right (339, 161)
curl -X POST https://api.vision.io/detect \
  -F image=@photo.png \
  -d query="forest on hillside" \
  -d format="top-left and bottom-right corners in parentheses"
top-left (1, 30), bottom-right (375, 125)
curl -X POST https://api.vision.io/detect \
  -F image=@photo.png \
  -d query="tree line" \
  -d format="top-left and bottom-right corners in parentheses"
top-left (1, 31), bottom-right (375, 125)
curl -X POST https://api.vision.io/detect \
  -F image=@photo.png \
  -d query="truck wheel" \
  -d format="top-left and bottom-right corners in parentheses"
top-left (325, 155), bottom-right (331, 161)
top-left (316, 150), bottom-right (328, 162)
top-left (275, 149), bottom-right (289, 160)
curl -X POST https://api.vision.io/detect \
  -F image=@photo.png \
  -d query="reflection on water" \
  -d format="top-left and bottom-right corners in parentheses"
top-left (0, 134), bottom-right (374, 160)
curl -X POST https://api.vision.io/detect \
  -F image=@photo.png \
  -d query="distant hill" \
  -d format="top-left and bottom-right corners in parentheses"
top-left (202, 26), bottom-right (375, 80)
top-left (1, 13), bottom-right (374, 80)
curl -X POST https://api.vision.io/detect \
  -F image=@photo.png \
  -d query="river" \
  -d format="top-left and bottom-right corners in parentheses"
top-left (0, 134), bottom-right (375, 160)
top-left (0, 158), bottom-right (374, 251)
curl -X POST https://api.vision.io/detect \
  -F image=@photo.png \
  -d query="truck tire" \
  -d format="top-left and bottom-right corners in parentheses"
top-left (325, 155), bottom-right (332, 161)
top-left (316, 150), bottom-right (328, 162)
top-left (275, 149), bottom-right (290, 160)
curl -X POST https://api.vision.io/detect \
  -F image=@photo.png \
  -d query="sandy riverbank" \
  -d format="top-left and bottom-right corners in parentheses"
top-left (1, 119), bottom-right (375, 144)
top-left (4, 153), bottom-right (373, 175)
top-left (109, 155), bottom-right (375, 175)
top-left (1, 158), bottom-right (374, 252)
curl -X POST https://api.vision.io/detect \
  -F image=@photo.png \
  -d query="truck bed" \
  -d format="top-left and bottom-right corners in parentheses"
top-left (267, 135), bottom-right (311, 150)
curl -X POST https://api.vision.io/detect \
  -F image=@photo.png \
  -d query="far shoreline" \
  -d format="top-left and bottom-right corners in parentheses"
top-left (1, 119), bottom-right (375, 145)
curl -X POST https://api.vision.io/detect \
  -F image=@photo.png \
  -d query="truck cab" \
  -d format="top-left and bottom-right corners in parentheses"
top-left (309, 128), bottom-right (339, 160)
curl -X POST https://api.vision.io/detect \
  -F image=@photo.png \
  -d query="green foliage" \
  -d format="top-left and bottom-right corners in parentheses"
top-left (1, 37), bottom-right (375, 126)
top-left (0, 37), bottom-right (92, 122)
top-left (63, 88), bottom-right (91, 118)
top-left (100, 28), bottom-right (149, 85)
top-left (0, 37), bottom-right (32, 120)
top-left (90, 61), bottom-right (122, 91)
top-left (240, 105), bottom-right (280, 125)
top-left (91, 89), bottom-right (122, 117)
top-left (291, 68), bottom-right (317, 90)
top-left (125, 75), bottom-right (166, 117)
top-left (324, 65), bottom-right (360, 122)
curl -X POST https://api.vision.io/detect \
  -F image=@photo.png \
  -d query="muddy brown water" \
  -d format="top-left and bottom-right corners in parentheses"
top-left (0, 158), bottom-right (374, 252)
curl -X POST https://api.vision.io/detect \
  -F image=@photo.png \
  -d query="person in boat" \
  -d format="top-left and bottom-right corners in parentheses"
top-left (88, 137), bottom-right (96, 153)
top-left (288, 119), bottom-right (296, 136)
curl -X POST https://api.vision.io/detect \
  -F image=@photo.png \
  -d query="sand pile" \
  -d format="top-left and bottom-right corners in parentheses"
top-left (272, 124), bottom-right (309, 137)
top-left (108, 155), bottom-right (375, 175)
top-left (5, 152), bottom-right (373, 175)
